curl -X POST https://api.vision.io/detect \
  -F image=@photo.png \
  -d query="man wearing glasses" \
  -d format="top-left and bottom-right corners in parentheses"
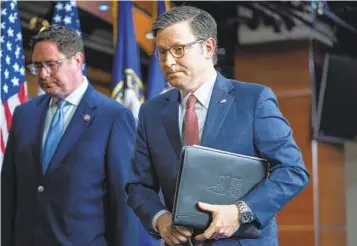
top-left (126, 6), bottom-right (309, 246)
top-left (1, 25), bottom-right (141, 246)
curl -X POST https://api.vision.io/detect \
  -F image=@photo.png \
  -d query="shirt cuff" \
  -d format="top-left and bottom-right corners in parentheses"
top-left (152, 209), bottom-right (170, 231)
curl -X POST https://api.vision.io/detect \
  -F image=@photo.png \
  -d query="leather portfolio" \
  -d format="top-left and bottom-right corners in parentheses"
top-left (172, 145), bottom-right (268, 239)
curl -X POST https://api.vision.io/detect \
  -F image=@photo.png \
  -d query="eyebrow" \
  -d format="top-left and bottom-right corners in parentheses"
top-left (157, 43), bottom-right (185, 49)
top-left (31, 59), bottom-right (60, 64)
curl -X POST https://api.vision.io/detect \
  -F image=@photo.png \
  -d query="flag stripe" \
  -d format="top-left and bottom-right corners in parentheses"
top-left (0, 134), bottom-right (4, 164)
top-left (1, 127), bottom-right (7, 154)
top-left (18, 82), bottom-right (27, 104)
top-left (4, 101), bottom-right (13, 133)
top-left (0, 105), bottom-right (7, 155)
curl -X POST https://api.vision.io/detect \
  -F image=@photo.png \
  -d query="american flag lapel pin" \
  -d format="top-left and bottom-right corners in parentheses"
top-left (83, 114), bottom-right (91, 121)
top-left (219, 98), bottom-right (227, 104)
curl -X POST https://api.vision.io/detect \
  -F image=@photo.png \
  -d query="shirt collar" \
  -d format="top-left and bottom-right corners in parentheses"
top-left (50, 76), bottom-right (89, 106)
top-left (180, 71), bottom-right (217, 110)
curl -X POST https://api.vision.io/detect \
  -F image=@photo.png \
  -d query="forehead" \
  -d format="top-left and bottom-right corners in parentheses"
top-left (156, 21), bottom-right (196, 47)
top-left (32, 40), bottom-right (63, 61)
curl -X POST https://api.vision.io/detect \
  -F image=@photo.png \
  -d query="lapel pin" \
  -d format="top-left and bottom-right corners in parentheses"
top-left (83, 114), bottom-right (91, 121)
top-left (219, 99), bottom-right (227, 104)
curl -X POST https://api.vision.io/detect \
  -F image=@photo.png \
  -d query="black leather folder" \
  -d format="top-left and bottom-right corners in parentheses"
top-left (172, 145), bottom-right (268, 239)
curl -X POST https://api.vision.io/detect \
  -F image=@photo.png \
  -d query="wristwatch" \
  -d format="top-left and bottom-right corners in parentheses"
top-left (236, 201), bottom-right (254, 224)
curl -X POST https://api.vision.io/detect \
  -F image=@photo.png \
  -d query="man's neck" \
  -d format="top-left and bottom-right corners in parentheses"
top-left (55, 74), bottom-right (85, 100)
top-left (189, 66), bottom-right (216, 93)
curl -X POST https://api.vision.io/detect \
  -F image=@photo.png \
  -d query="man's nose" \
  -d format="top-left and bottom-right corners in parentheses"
top-left (38, 65), bottom-right (50, 78)
top-left (164, 51), bottom-right (177, 68)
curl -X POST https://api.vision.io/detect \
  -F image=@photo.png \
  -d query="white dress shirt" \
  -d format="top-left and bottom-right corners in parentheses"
top-left (178, 73), bottom-right (217, 141)
top-left (152, 71), bottom-right (218, 230)
top-left (42, 77), bottom-right (89, 147)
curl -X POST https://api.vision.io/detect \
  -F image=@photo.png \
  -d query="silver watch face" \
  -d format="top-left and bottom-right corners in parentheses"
top-left (237, 201), bottom-right (253, 224)
top-left (240, 212), bottom-right (253, 223)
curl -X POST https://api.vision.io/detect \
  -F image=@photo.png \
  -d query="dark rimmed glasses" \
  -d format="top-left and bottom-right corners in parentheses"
top-left (27, 53), bottom-right (75, 75)
top-left (155, 39), bottom-right (205, 61)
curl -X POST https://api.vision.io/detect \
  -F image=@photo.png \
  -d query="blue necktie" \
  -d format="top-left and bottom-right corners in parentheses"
top-left (42, 99), bottom-right (66, 174)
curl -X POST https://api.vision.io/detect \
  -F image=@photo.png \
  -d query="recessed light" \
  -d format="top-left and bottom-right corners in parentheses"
top-left (146, 32), bottom-right (154, 40)
top-left (98, 4), bottom-right (110, 11)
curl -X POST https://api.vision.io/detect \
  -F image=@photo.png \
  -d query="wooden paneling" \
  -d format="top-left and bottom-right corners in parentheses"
top-left (320, 229), bottom-right (346, 246)
top-left (318, 143), bottom-right (346, 246)
top-left (26, 73), bottom-right (38, 98)
top-left (279, 229), bottom-right (315, 246)
top-left (77, 1), bottom-right (113, 23)
top-left (277, 95), bottom-right (314, 226)
top-left (235, 41), bottom-right (346, 246)
top-left (77, 1), bottom-right (156, 23)
top-left (86, 66), bottom-right (111, 85)
top-left (76, 1), bottom-right (156, 54)
top-left (235, 42), bottom-right (311, 93)
top-left (318, 143), bottom-right (346, 225)
top-left (134, 1), bottom-right (156, 15)
top-left (132, 7), bottom-right (154, 54)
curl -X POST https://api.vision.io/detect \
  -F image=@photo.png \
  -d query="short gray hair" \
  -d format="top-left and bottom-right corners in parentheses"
top-left (30, 25), bottom-right (84, 56)
top-left (152, 5), bottom-right (218, 65)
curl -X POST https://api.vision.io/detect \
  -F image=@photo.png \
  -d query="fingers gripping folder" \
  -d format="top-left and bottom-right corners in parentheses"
top-left (172, 145), bottom-right (269, 239)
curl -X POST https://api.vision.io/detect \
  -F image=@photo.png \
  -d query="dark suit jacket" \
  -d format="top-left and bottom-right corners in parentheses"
top-left (1, 85), bottom-right (141, 246)
top-left (126, 73), bottom-right (310, 246)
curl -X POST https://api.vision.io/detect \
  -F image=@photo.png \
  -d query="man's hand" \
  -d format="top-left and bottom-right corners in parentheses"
top-left (195, 202), bottom-right (240, 242)
top-left (156, 212), bottom-right (193, 245)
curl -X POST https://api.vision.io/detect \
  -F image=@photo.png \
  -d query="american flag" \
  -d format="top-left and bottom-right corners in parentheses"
top-left (52, 0), bottom-right (87, 75)
top-left (0, 0), bottom-right (28, 165)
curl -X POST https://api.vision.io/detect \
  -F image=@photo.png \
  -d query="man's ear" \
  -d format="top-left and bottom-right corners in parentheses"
top-left (73, 52), bottom-right (84, 69)
top-left (204, 37), bottom-right (217, 60)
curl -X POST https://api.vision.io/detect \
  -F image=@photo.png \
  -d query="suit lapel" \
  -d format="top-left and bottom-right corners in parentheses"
top-left (45, 85), bottom-right (98, 175)
top-left (201, 73), bottom-right (235, 146)
top-left (162, 90), bottom-right (182, 158)
top-left (32, 96), bottom-right (51, 176)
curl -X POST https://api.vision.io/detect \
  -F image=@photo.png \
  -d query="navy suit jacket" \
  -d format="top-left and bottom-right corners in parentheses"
top-left (1, 85), bottom-right (141, 246)
top-left (126, 73), bottom-right (309, 246)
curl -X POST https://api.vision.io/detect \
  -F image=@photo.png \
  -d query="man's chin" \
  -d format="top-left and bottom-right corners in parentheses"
top-left (167, 79), bottom-right (185, 89)
top-left (41, 87), bottom-right (57, 96)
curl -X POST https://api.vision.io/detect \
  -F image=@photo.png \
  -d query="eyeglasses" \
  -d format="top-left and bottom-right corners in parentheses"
top-left (27, 54), bottom-right (74, 75)
top-left (155, 39), bottom-right (204, 61)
